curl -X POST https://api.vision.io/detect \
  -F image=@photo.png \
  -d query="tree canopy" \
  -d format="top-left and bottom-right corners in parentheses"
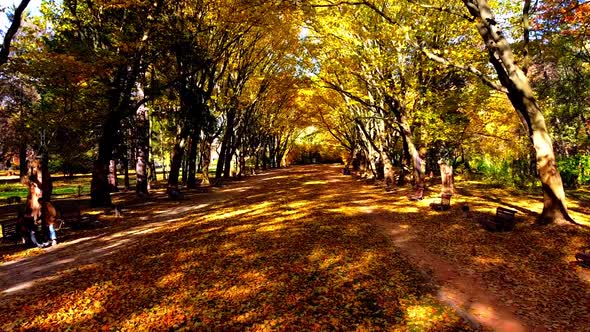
top-left (1, 0), bottom-right (589, 223)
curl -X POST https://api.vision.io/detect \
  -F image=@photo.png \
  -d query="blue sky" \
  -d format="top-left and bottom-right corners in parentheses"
top-left (0, 0), bottom-right (42, 35)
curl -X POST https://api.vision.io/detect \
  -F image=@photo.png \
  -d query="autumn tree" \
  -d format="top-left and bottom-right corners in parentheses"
top-left (306, 0), bottom-right (576, 224)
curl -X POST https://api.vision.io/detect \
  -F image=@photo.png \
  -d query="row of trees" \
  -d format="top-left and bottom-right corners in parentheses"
top-left (1, 0), bottom-right (309, 206)
top-left (1, 0), bottom-right (589, 224)
top-left (302, 0), bottom-right (589, 224)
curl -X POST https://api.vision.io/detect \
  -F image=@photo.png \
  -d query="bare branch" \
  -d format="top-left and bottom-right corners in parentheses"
top-left (409, 1), bottom-right (475, 22)
top-left (418, 45), bottom-right (508, 93)
top-left (333, 0), bottom-right (507, 93)
top-left (0, 0), bottom-right (31, 67)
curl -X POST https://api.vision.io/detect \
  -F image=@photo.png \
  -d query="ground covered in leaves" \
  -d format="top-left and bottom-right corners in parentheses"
top-left (1, 165), bottom-right (589, 331)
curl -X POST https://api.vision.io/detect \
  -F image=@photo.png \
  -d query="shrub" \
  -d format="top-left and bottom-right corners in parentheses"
top-left (557, 155), bottom-right (590, 188)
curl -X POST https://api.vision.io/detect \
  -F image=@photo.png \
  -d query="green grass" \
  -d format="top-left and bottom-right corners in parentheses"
top-left (0, 169), bottom-right (217, 203)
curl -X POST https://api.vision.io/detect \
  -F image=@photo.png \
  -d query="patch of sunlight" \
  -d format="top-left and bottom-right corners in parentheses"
top-left (281, 209), bottom-right (300, 216)
top-left (261, 217), bottom-right (289, 228)
top-left (233, 311), bottom-right (258, 324)
top-left (449, 224), bottom-right (465, 231)
top-left (122, 303), bottom-right (187, 331)
top-left (288, 201), bottom-right (309, 209)
top-left (157, 272), bottom-right (184, 288)
top-left (392, 205), bottom-right (421, 214)
top-left (42, 281), bottom-right (113, 328)
top-left (569, 211), bottom-right (590, 227)
top-left (209, 207), bottom-right (254, 221)
top-left (404, 304), bottom-right (443, 330)
top-left (197, 226), bottom-right (224, 234)
top-left (345, 251), bottom-right (378, 275)
top-left (220, 242), bottom-right (238, 251)
top-left (225, 224), bottom-right (255, 234)
top-left (308, 247), bottom-right (326, 263)
top-left (240, 271), bottom-right (267, 283)
top-left (222, 284), bottom-right (257, 302)
top-left (230, 248), bottom-right (249, 256)
top-left (90, 238), bottom-right (131, 256)
top-left (319, 254), bottom-right (342, 270)
top-left (473, 256), bottom-right (505, 265)
top-left (290, 211), bottom-right (309, 219)
top-left (252, 201), bottom-right (273, 209)
top-left (261, 175), bottom-right (288, 181)
top-left (326, 206), bottom-right (359, 216)
top-left (302, 180), bottom-right (328, 185)
top-left (223, 186), bottom-right (254, 192)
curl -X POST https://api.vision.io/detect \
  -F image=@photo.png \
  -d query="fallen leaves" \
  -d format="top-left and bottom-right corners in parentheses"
top-left (10, 165), bottom-right (588, 330)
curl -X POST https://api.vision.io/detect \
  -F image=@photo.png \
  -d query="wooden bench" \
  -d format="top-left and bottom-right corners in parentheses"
top-left (1, 218), bottom-right (19, 240)
top-left (479, 207), bottom-right (518, 231)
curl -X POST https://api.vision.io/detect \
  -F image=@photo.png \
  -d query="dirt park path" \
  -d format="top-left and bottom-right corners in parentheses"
top-left (1, 165), bottom-right (588, 331)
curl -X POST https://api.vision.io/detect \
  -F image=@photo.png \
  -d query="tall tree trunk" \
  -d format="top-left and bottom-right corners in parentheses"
top-left (215, 108), bottom-right (237, 182)
top-left (91, 115), bottom-right (120, 207)
top-left (168, 139), bottom-right (186, 190)
top-left (136, 152), bottom-right (148, 194)
top-left (108, 159), bottom-right (118, 192)
top-left (19, 143), bottom-right (27, 184)
top-left (200, 138), bottom-right (212, 185)
top-left (378, 132), bottom-right (396, 191)
top-left (187, 135), bottom-right (199, 189)
top-left (90, 60), bottom-right (140, 206)
top-left (149, 161), bottom-right (157, 183)
top-left (181, 151), bottom-right (188, 184)
top-left (223, 137), bottom-right (236, 178)
top-left (39, 150), bottom-right (52, 201)
top-left (135, 88), bottom-right (149, 195)
top-left (463, 0), bottom-right (574, 224)
top-left (384, 96), bottom-right (421, 187)
top-left (238, 149), bottom-right (246, 178)
top-left (122, 156), bottom-right (130, 190)
top-left (397, 132), bottom-right (410, 185)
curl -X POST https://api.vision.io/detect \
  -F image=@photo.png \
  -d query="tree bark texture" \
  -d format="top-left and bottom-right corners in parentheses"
top-left (463, 0), bottom-right (573, 223)
top-left (108, 159), bottom-right (118, 192)
top-left (135, 87), bottom-right (149, 195)
top-left (200, 138), bottom-right (212, 185)
top-left (0, 0), bottom-right (30, 67)
top-left (187, 135), bottom-right (199, 189)
top-left (122, 156), bottom-right (130, 190)
top-left (91, 115), bottom-right (120, 207)
top-left (19, 143), bottom-right (27, 184)
top-left (215, 108), bottom-right (237, 182)
top-left (167, 139), bottom-right (186, 190)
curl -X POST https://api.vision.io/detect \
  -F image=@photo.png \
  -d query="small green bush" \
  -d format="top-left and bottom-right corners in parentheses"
top-left (469, 156), bottom-right (537, 189)
top-left (557, 155), bottom-right (590, 188)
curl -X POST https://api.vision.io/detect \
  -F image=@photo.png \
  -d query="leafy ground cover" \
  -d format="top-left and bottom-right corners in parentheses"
top-left (0, 165), bottom-right (589, 331)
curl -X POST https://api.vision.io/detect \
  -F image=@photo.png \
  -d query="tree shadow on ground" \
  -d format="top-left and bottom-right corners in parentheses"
top-left (0, 165), bottom-right (589, 331)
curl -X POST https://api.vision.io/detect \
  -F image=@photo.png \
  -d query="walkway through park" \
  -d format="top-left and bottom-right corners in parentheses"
top-left (1, 165), bottom-right (589, 331)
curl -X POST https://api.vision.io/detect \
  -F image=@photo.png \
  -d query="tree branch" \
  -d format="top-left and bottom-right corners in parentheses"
top-left (418, 45), bottom-right (508, 93)
top-left (0, 0), bottom-right (31, 67)
top-left (522, 0), bottom-right (531, 75)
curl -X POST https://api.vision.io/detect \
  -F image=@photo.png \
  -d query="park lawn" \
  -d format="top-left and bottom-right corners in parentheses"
top-left (0, 168), bottom-right (219, 204)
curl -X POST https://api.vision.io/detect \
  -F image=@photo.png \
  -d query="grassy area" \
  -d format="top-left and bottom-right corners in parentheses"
top-left (0, 169), bottom-right (219, 203)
